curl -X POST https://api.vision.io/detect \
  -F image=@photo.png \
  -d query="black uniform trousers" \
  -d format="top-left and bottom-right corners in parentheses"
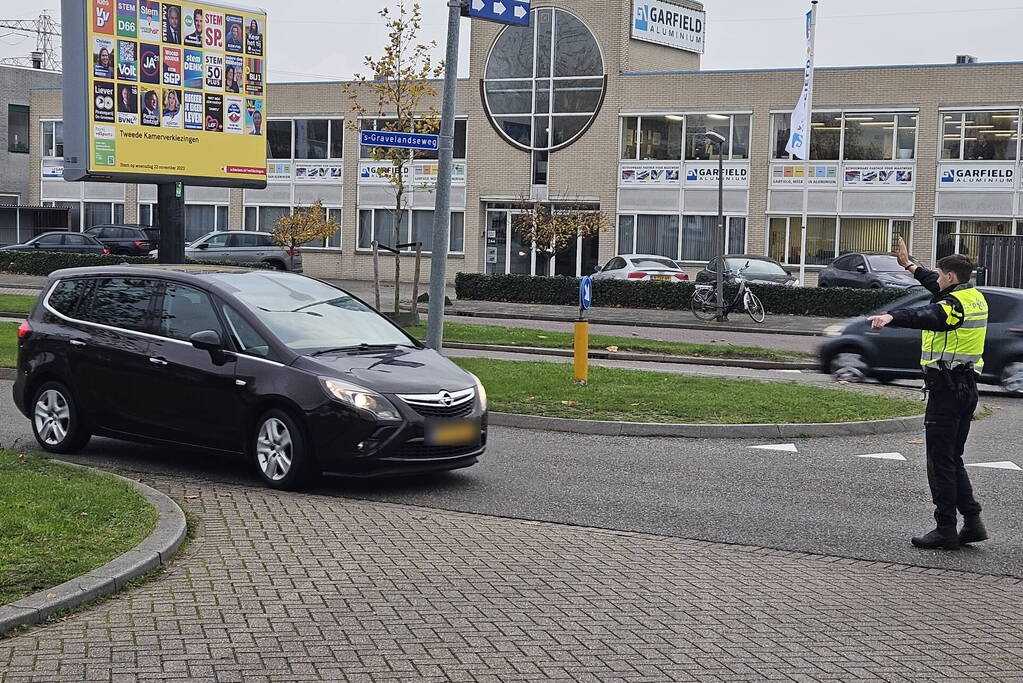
top-left (924, 368), bottom-right (983, 529)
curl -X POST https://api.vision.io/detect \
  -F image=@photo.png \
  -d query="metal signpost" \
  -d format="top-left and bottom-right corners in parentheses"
top-left (462, 0), bottom-right (531, 26)
top-left (427, 0), bottom-right (531, 352)
top-left (574, 276), bottom-right (592, 385)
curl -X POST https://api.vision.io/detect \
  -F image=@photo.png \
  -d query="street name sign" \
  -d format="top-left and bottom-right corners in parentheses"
top-left (360, 130), bottom-right (439, 151)
top-left (463, 0), bottom-right (530, 27)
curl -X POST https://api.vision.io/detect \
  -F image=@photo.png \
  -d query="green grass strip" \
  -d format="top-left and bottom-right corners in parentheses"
top-left (455, 358), bottom-right (921, 424)
top-left (0, 452), bottom-right (158, 605)
top-left (0, 293), bottom-right (37, 315)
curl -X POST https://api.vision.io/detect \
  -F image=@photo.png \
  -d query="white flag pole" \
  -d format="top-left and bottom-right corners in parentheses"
top-left (798, 2), bottom-right (818, 287)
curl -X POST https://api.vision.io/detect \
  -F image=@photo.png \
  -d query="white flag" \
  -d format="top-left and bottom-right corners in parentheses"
top-left (785, 8), bottom-right (817, 160)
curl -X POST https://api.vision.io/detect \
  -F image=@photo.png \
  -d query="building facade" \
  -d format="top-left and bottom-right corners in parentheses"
top-left (27, 0), bottom-right (1023, 284)
top-left (1, 65), bottom-right (63, 207)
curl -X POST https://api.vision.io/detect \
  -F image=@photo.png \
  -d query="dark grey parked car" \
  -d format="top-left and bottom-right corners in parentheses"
top-left (85, 224), bottom-right (161, 256)
top-left (0, 232), bottom-right (108, 255)
top-left (819, 252), bottom-right (921, 289)
top-left (818, 287), bottom-right (1023, 395)
top-left (150, 231), bottom-right (303, 272)
top-left (695, 255), bottom-right (799, 287)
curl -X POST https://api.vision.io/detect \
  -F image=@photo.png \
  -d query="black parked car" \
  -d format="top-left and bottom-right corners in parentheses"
top-left (0, 231), bottom-right (109, 255)
top-left (818, 287), bottom-right (1023, 395)
top-left (14, 266), bottom-right (488, 488)
top-left (696, 255), bottom-right (799, 287)
top-left (85, 224), bottom-right (161, 256)
top-left (818, 252), bottom-right (921, 289)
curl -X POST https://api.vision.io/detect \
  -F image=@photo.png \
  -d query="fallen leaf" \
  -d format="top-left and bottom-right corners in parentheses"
top-left (47, 593), bottom-right (56, 599)
top-left (80, 512), bottom-right (89, 516)
top-left (560, 401), bottom-right (581, 406)
top-left (537, 335), bottom-right (548, 339)
top-left (184, 494), bottom-right (200, 500)
top-left (606, 346), bottom-right (619, 353)
top-left (906, 439), bottom-right (924, 445)
top-left (838, 381), bottom-right (849, 385)
top-left (16, 455), bottom-right (28, 463)
top-left (631, 332), bottom-right (639, 337)
top-left (218, 492), bottom-right (233, 498)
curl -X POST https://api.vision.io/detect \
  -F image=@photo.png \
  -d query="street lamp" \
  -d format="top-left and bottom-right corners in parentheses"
top-left (705, 130), bottom-right (728, 321)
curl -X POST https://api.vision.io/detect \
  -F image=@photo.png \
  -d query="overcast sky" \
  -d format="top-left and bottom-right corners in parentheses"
top-left (2, 0), bottom-right (1022, 80)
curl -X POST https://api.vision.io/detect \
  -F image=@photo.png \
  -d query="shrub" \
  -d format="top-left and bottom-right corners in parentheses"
top-left (0, 251), bottom-right (267, 277)
top-left (454, 272), bottom-right (910, 318)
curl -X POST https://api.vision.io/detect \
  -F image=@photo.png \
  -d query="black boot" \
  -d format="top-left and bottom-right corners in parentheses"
top-left (959, 515), bottom-right (989, 545)
top-left (912, 526), bottom-right (960, 550)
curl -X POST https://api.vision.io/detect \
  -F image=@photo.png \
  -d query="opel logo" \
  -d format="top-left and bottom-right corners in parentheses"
top-left (440, 391), bottom-right (454, 407)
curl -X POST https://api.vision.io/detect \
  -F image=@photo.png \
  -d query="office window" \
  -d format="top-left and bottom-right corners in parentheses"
top-left (267, 120), bottom-right (293, 159)
top-left (941, 110), bottom-right (1020, 161)
top-left (638, 116), bottom-right (682, 160)
top-left (809, 112), bottom-right (842, 160)
top-left (329, 119), bottom-right (344, 159)
top-left (937, 219), bottom-right (1016, 260)
top-left (294, 119), bottom-right (329, 160)
top-left (359, 209), bottom-right (462, 253)
top-left (42, 120), bottom-right (63, 157)
top-left (83, 202), bottom-right (125, 230)
top-left (768, 216), bottom-right (836, 265)
top-left (617, 215), bottom-right (635, 252)
top-left (8, 105), bottom-right (29, 153)
top-left (305, 208), bottom-right (343, 249)
top-left (685, 114), bottom-right (729, 160)
top-left (620, 117), bottom-right (638, 160)
top-left (635, 214), bottom-right (679, 259)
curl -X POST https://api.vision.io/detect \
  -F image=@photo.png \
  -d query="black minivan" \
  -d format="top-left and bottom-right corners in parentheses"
top-left (14, 265), bottom-right (487, 488)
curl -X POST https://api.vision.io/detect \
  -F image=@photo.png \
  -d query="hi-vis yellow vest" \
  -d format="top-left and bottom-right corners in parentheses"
top-left (921, 286), bottom-right (988, 374)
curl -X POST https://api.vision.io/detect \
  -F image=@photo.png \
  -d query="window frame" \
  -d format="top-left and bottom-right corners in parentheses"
top-left (619, 112), bottom-right (754, 162)
top-left (357, 207), bottom-right (465, 254)
top-left (767, 216), bottom-right (913, 267)
top-left (615, 212), bottom-right (748, 263)
top-left (41, 119), bottom-right (64, 158)
top-left (938, 107), bottom-right (1022, 162)
top-left (770, 108), bottom-right (920, 162)
top-left (8, 104), bottom-right (29, 154)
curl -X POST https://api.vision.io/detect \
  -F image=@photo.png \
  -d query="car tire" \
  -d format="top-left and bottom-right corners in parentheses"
top-left (31, 381), bottom-right (91, 454)
top-left (262, 260), bottom-right (285, 271)
top-left (830, 351), bottom-right (869, 383)
top-left (252, 409), bottom-right (313, 490)
top-left (1000, 362), bottom-right (1023, 396)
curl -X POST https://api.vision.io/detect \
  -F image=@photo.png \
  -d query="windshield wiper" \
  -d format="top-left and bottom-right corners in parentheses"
top-left (310, 343), bottom-right (404, 357)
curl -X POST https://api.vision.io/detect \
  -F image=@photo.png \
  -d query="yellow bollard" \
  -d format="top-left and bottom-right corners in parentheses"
top-left (573, 320), bottom-right (589, 385)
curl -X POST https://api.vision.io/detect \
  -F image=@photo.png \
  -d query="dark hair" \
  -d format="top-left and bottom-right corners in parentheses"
top-left (937, 254), bottom-right (975, 284)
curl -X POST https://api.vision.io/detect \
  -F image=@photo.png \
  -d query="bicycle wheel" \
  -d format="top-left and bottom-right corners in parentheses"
top-left (691, 288), bottom-right (718, 321)
top-left (745, 291), bottom-right (766, 323)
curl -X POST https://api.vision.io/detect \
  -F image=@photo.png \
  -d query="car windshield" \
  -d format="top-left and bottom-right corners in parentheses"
top-left (725, 258), bottom-right (786, 276)
top-left (207, 272), bottom-right (414, 355)
top-left (867, 255), bottom-right (904, 272)
top-left (630, 257), bottom-right (678, 270)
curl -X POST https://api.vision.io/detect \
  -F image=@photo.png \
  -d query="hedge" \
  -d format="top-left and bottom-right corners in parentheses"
top-left (0, 251), bottom-right (269, 277)
top-left (454, 272), bottom-right (911, 318)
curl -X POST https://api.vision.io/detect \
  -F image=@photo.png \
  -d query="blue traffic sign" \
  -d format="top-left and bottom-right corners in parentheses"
top-left (579, 276), bottom-right (593, 311)
top-left (360, 130), bottom-right (439, 152)
top-left (465, 0), bottom-right (530, 27)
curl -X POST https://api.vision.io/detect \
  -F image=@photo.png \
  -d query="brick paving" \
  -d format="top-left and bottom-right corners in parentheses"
top-left (2, 474), bottom-right (1023, 682)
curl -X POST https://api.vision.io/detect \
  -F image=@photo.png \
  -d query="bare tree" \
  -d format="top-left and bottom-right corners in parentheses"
top-left (514, 201), bottom-right (613, 275)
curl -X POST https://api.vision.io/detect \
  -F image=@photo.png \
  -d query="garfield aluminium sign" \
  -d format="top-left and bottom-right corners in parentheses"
top-left (61, 0), bottom-right (268, 188)
top-left (632, 0), bottom-right (705, 54)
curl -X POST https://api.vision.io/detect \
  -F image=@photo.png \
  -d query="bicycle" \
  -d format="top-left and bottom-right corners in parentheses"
top-left (690, 263), bottom-right (766, 323)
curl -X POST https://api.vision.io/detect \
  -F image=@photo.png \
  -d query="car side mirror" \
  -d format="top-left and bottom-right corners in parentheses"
top-left (190, 329), bottom-right (223, 352)
top-left (856, 264), bottom-right (868, 273)
top-left (34, 242), bottom-right (42, 248)
top-left (196, 242), bottom-right (209, 249)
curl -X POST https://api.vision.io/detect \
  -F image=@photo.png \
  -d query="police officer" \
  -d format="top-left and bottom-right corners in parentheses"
top-left (868, 237), bottom-right (988, 551)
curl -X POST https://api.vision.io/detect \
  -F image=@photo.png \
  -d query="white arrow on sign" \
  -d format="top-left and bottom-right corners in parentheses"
top-left (493, 1), bottom-right (506, 15)
top-left (514, 5), bottom-right (527, 18)
top-left (472, 0), bottom-right (484, 9)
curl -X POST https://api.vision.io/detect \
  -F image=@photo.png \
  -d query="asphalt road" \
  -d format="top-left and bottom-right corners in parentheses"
top-left (3, 380), bottom-right (1021, 580)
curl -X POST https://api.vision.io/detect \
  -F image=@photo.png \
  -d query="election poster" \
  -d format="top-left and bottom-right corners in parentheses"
top-left (65, 0), bottom-right (269, 187)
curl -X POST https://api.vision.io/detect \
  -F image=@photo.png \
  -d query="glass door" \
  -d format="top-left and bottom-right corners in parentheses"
top-left (509, 213), bottom-right (533, 274)
top-left (485, 211), bottom-right (508, 275)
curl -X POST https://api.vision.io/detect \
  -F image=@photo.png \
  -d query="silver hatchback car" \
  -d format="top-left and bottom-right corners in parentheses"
top-left (150, 231), bottom-right (303, 272)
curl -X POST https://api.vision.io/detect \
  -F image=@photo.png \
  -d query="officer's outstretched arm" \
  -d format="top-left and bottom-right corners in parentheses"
top-left (888, 298), bottom-right (963, 332)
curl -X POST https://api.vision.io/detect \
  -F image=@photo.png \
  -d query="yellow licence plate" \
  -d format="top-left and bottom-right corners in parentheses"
top-left (427, 420), bottom-right (481, 446)
top-left (652, 275), bottom-right (671, 281)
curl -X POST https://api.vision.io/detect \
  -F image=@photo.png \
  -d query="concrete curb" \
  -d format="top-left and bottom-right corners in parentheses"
top-left (0, 461), bottom-right (187, 635)
top-left (444, 342), bottom-right (816, 371)
top-left (0, 368), bottom-right (15, 381)
top-left (489, 412), bottom-right (926, 438)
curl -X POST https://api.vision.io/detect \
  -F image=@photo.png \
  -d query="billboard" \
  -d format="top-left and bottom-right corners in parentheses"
top-left (632, 0), bottom-right (705, 54)
top-left (63, 0), bottom-right (268, 188)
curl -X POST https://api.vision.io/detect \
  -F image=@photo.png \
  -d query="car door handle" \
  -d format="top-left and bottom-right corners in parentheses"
top-left (149, 357), bottom-right (169, 366)
top-left (69, 339), bottom-right (86, 347)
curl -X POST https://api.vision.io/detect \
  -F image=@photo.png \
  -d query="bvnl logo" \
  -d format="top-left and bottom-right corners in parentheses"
top-left (634, 5), bottom-right (649, 31)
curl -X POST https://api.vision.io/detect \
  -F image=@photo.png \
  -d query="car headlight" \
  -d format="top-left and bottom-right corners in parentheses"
top-left (321, 378), bottom-right (400, 420)
top-left (823, 324), bottom-right (847, 338)
top-left (469, 372), bottom-right (488, 412)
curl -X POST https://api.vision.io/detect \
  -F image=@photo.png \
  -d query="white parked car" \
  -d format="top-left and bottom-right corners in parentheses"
top-left (592, 254), bottom-right (690, 282)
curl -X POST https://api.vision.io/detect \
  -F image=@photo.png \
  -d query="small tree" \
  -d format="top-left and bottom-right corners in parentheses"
top-left (515, 201), bottom-right (614, 275)
top-left (271, 200), bottom-right (340, 270)
top-left (343, 1), bottom-right (443, 250)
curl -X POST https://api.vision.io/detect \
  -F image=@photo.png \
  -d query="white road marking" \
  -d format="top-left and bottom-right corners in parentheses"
top-left (856, 452), bottom-right (907, 461)
top-left (749, 444), bottom-right (799, 453)
top-left (967, 461), bottom-right (1023, 471)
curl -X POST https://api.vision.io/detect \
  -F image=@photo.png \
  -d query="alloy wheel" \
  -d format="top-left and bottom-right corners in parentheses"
top-left (256, 418), bottom-right (293, 481)
top-left (831, 352), bottom-right (868, 383)
top-left (34, 389), bottom-right (71, 446)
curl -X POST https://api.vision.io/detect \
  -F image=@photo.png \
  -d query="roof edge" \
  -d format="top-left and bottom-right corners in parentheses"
top-left (621, 60), bottom-right (1023, 77)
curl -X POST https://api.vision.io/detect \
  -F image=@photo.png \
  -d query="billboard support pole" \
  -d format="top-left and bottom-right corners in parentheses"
top-left (156, 182), bottom-right (186, 264)
top-left (426, 0), bottom-right (463, 352)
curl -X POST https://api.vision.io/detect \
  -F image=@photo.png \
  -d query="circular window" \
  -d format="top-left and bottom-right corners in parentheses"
top-left (483, 8), bottom-right (606, 153)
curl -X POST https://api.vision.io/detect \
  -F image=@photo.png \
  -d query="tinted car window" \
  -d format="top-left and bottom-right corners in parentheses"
top-left (725, 258), bottom-right (786, 276)
top-left (205, 234), bottom-right (231, 248)
top-left (257, 234), bottom-right (277, 247)
top-left (65, 234), bottom-right (86, 246)
top-left (867, 255), bottom-right (901, 272)
top-left (36, 234), bottom-right (63, 246)
top-left (143, 229), bottom-right (161, 242)
top-left (221, 304), bottom-right (277, 360)
top-left (86, 227), bottom-right (108, 238)
top-left (48, 279), bottom-right (90, 316)
top-left (83, 278), bottom-right (158, 332)
top-left (234, 233), bottom-right (260, 248)
top-left (832, 255), bottom-right (855, 271)
top-left (159, 284), bottom-right (224, 342)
